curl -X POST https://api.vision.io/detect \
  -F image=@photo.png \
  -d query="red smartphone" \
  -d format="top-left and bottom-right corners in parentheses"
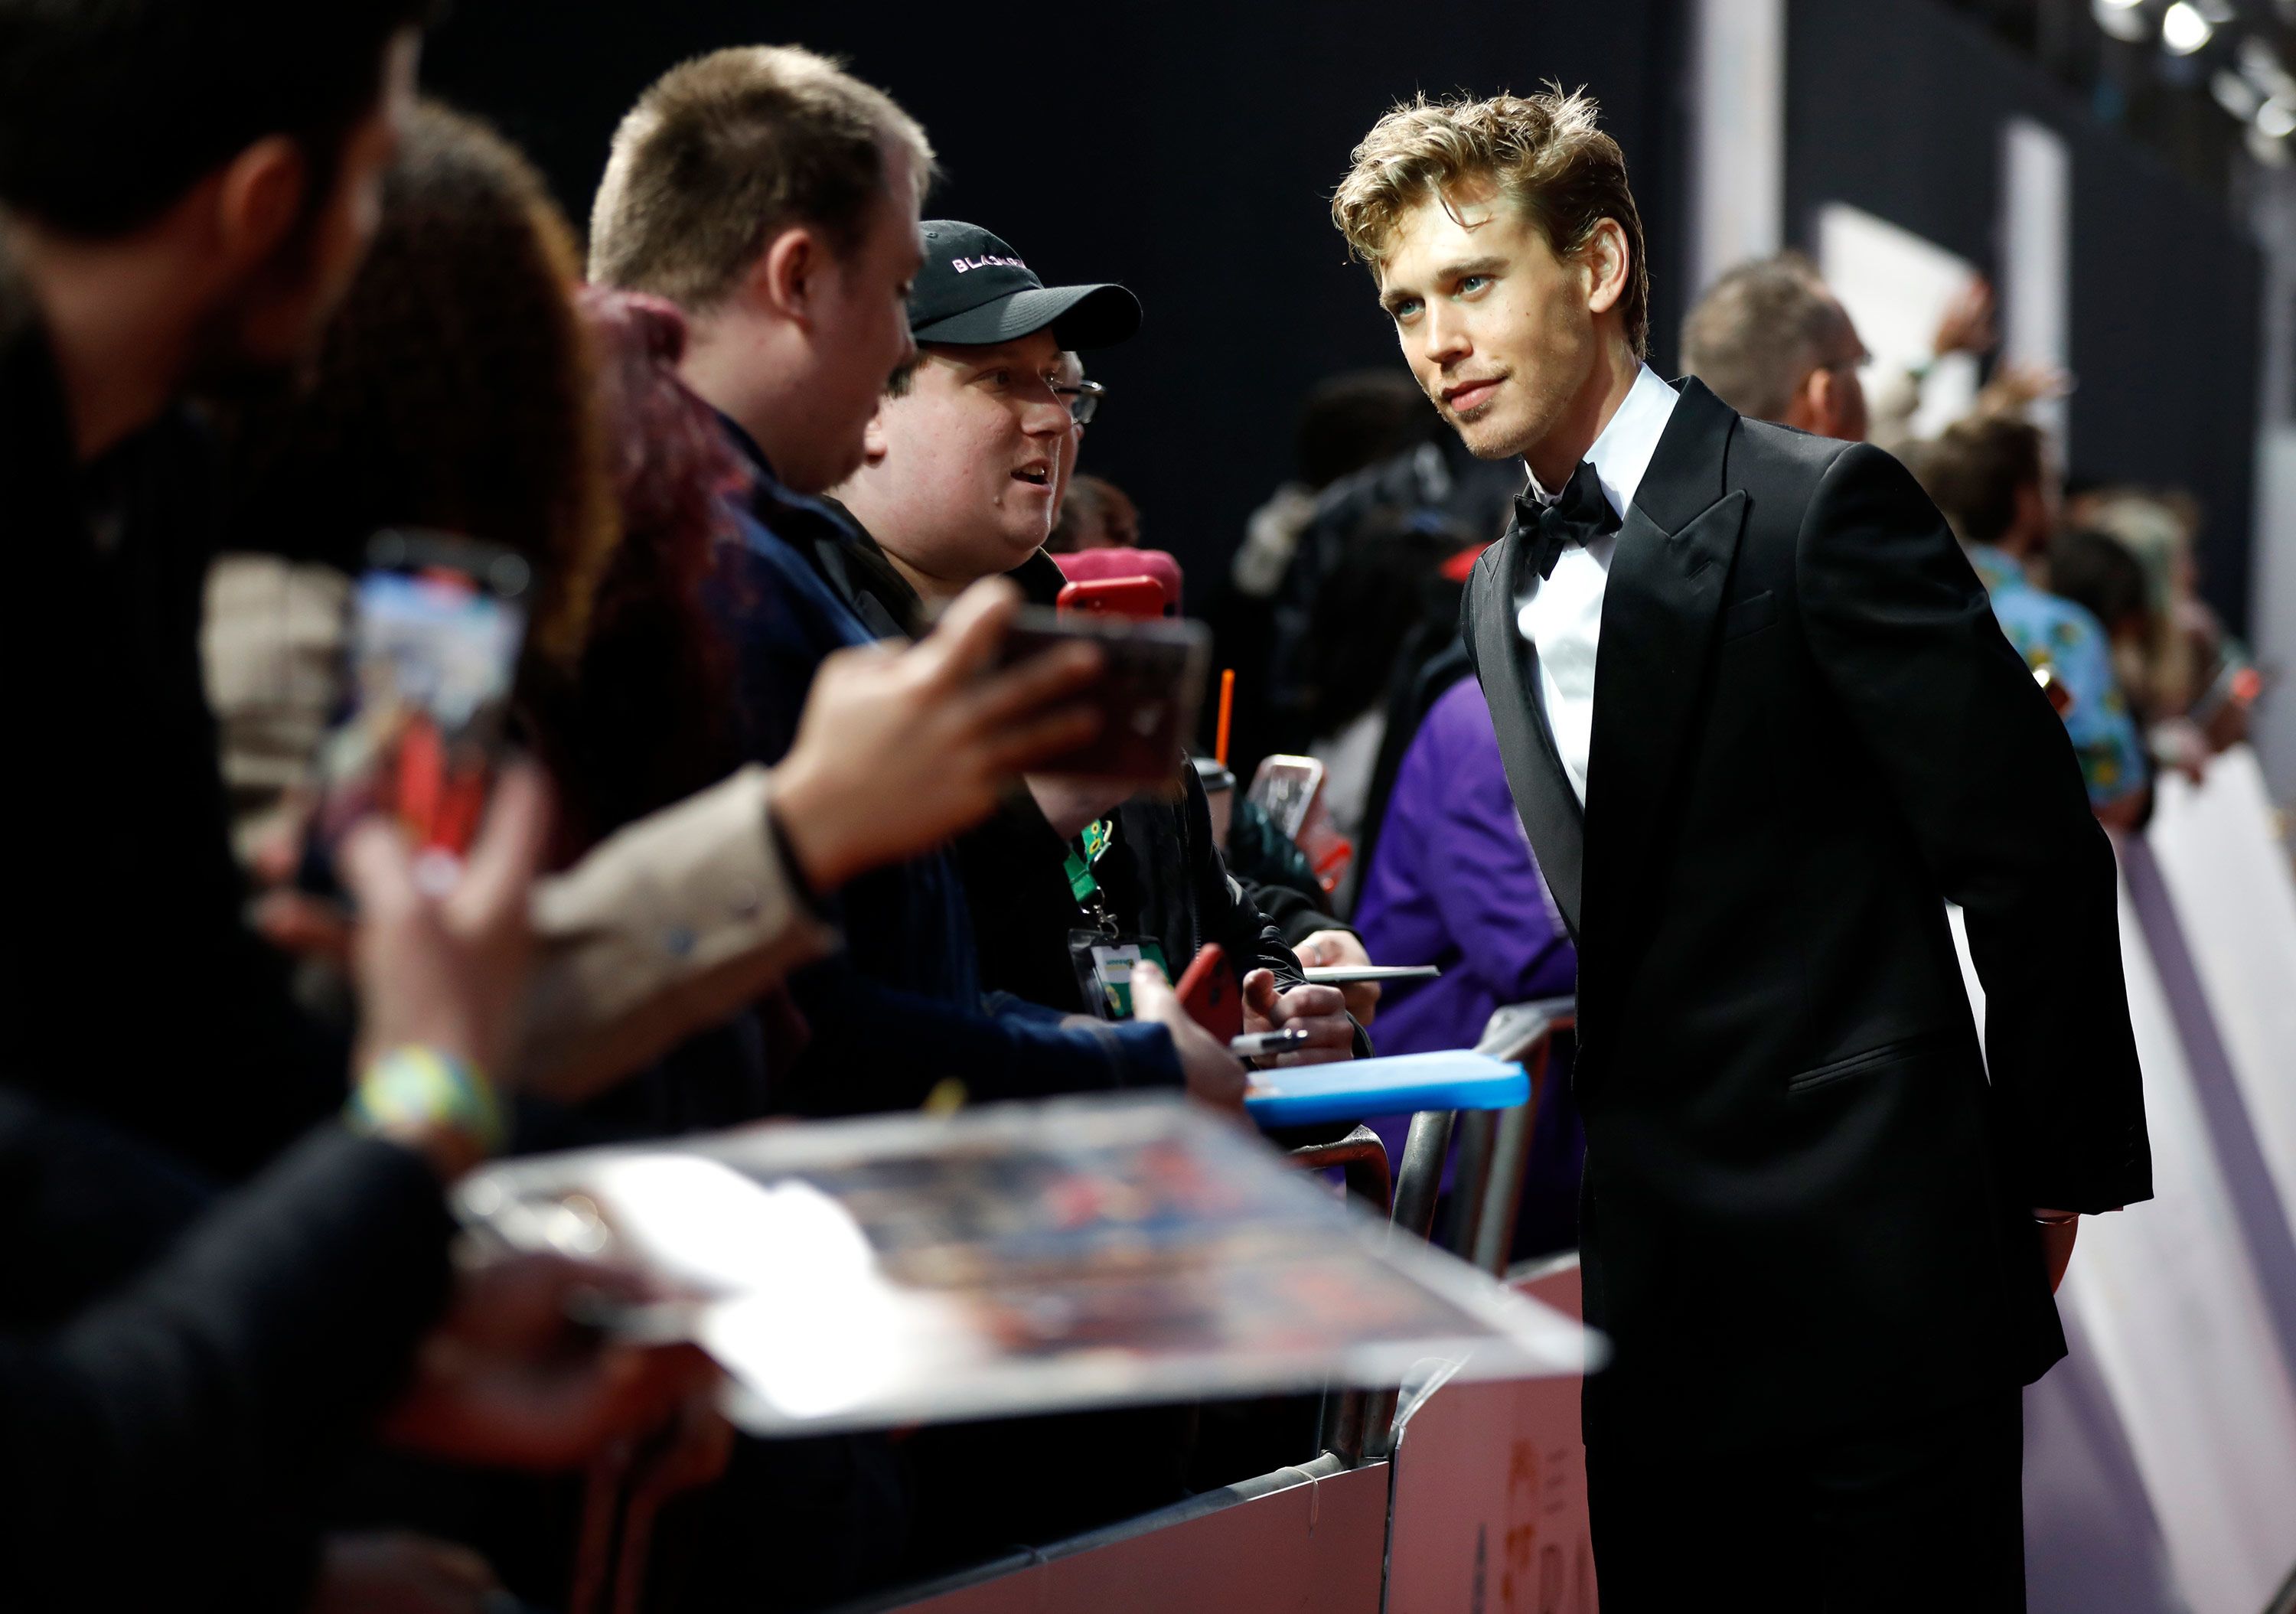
top-left (1057, 575), bottom-right (1167, 621)
top-left (1175, 943), bottom-right (1244, 1042)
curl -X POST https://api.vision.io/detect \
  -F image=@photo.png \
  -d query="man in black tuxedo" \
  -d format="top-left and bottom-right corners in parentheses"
top-left (1333, 90), bottom-right (2149, 1609)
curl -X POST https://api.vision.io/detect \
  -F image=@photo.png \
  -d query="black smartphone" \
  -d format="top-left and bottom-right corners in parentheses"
top-left (994, 605), bottom-right (1210, 785)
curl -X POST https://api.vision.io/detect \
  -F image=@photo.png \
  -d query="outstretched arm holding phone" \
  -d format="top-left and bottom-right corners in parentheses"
top-left (473, 579), bottom-right (1097, 1100)
top-left (0, 768), bottom-right (716, 1612)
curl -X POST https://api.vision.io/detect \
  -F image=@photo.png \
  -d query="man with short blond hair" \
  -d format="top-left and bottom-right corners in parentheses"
top-left (1335, 87), bottom-right (2148, 1609)
top-left (590, 44), bottom-right (934, 496)
top-left (589, 44), bottom-right (934, 308)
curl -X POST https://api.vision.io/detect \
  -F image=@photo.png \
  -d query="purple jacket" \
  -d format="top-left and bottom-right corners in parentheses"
top-left (1355, 677), bottom-right (1577, 1055)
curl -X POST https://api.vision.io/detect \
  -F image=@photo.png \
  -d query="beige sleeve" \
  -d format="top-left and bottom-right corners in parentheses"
top-left (516, 765), bottom-right (839, 1101)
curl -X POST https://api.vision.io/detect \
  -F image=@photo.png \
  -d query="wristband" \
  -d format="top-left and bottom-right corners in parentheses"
top-left (763, 800), bottom-right (833, 918)
top-left (347, 1045), bottom-right (507, 1158)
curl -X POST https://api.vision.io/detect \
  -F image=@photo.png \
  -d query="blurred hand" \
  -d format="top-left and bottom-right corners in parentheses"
top-left (1130, 959), bottom-right (1247, 1113)
top-left (341, 761), bottom-right (552, 1090)
top-left (251, 887), bottom-right (353, 964)
top-left (246, 783), bottom-right (352, 964)
top-left (2035, 1212), bottom-right (2079, 1293)
top-left (774, 578), bottom-right (1101, 890)
top-left (308, 1532), bottom-right (501, 1614)
top-left (382, 1251), bottom-right (722, 1473)
top-left (2200, 691), bottom-right (2255, 754)
top-left (1932, 276), bottom-right (1997, 358)
top-left (1293, 930), bottom-right (1381, 1026)
top-left (2151, 717), bottom-right (2212, 785)
top-left (1242, 970), bottom-right (1355, 1066)
top-left (1975, 361), bottom-right (2072, 419)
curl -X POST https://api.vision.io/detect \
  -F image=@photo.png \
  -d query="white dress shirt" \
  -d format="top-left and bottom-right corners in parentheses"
top-left (1514, 364), bottom-right (1680, 804)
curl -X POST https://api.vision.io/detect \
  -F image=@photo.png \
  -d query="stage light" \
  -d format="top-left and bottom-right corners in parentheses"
top-left (2094, 0), bottom-right (2151, 44)
top-left (2216, 68), bottom-right (2264, 116)
top-left (2258, 96), bottom-right (2296, 139)
top-left (2242, 36), bottom-right (2296, 97)
top-left (2162, 2), bottom-right (2214, 54)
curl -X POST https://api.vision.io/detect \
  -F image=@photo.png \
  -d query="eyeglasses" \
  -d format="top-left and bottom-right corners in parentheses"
top-left (1052, 379), bottom-right (1106, 426)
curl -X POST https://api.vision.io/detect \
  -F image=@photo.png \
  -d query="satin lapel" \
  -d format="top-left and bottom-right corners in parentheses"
top-left (1469, 524), bottom-right (1586, 937)
top-left (1580, 486), bottom-right (1748, 954)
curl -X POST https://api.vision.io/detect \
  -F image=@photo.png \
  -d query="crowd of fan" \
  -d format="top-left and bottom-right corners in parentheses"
top-left (0, 6), bottom-right (1401, 1610)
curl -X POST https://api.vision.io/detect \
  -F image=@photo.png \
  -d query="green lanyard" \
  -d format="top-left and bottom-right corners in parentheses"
top-left (1064, 818), bottom-right (1118, 934)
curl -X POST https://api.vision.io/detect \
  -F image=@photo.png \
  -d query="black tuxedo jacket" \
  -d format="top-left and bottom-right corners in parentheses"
top-left (1461, 378), bottom-right (2151, 1451)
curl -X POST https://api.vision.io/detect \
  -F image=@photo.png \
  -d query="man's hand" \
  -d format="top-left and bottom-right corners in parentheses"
top-left (308, 1532), bottom-right (502, 1614)
top-left (2035, 1211), bottom-right (2079, 1293)
top-left (774, 578), bottom-right (1101, 891)
top-left (1242, 969), bottom-right (1356, 1066)
top-left (1293, 929), bottom-right (1381, 1025)
top-left (1932, 276), bottom-right (1997, 359)
top-left (340, 765), bottom-right (552, 1178)
top-left (1130, 959), bottom-right (1248, 1113)
top-left (1975, 360), bottom-right (2072, 419)
top-left (380, 1252), bottom-right (723, 1473)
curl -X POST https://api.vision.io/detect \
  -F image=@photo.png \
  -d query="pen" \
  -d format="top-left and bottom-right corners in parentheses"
top-left (1229, 1028), bottom-right (1310, 1059)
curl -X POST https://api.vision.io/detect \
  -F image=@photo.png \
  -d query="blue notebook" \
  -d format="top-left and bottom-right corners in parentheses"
top-left (1245, 1051), bottom-right (1530, 1128)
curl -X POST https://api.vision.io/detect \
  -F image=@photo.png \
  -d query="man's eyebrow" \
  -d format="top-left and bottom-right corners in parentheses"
top-left (1433, 255), bottom-right (1509, 282)
top-left (1379, 256), bottom-right (1509, 311)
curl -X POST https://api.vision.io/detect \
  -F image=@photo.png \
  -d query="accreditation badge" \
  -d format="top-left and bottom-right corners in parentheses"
top-left (1067, 931), bottom-right (1169, 1020)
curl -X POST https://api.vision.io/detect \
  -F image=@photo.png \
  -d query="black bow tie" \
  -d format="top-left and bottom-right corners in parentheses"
top-left (1518, 459), bottom-right (1622, 581)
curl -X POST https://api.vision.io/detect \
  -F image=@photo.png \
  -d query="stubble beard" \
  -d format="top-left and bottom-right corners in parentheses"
top-left (1452, 379), bottom-right (1565, 465)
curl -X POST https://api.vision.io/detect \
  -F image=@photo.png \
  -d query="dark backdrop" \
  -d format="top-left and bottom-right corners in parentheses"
top-left (1788, 0), bottom-right (2262, 631)
top-left (422, 0), bottom-right (1691, 590)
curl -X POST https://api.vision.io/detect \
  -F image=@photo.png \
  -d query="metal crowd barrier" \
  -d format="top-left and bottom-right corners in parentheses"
top-left (1447, 996), bottom-right (1576, 1274)
top-left (848, 996), bottom-right (1585, 1613)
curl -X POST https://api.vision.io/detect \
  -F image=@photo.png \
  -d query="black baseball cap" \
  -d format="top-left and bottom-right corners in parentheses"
top-left (908, 220), bottom-right (1141, 351)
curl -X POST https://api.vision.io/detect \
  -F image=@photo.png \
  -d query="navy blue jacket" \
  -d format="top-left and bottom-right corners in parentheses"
top-left (704, 422), bottom-right (1179, 1112)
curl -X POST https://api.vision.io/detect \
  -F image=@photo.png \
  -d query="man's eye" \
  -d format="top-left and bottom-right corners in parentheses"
top-left (1391, 299), bottom-right (1422, 322)
top-left (981, 369), bottom-right (1010, 389)
top-left (1459, 276), bottom-right (1489, 295)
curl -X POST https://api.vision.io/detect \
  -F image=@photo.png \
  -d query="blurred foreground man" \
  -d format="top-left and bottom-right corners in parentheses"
top-left (0, 3), bottom-right (720, 1607)
top-left (1334, 90), bottom-right (2149, 1610)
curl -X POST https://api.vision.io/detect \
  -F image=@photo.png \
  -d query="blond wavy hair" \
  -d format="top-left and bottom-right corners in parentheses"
top-left (1332, 87), bottom-right (1649, 358)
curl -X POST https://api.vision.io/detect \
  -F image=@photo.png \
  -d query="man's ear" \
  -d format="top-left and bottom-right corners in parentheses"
top-left (748, 226), bottom-right (823, 326)
top-left (1807, 366), bottom-right (1845, 437)
top-left (210, 135), bottom-right (308, 272)
top-left (860, 405), bottom-right (892, 467)
top-left (1779, 368), bottom-right (1827, 435)
top-left (1583, 218), bottom-right (1631, 320)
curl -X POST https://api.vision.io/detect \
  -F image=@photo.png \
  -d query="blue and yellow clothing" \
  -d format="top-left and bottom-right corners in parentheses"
top-left (1965, 543), bottom-right (2148, 807)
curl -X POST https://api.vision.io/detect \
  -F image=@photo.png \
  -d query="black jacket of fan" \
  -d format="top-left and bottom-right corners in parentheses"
top-left (1460, 378), bottom-right (2151, 1454)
